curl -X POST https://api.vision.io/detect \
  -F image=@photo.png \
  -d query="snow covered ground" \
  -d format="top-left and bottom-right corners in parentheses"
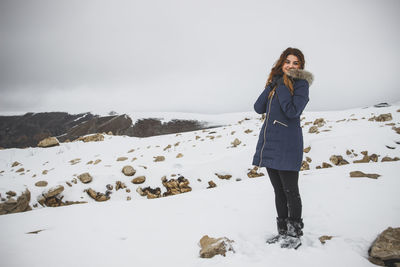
top-left (0, 103), bottom-right (399, 267)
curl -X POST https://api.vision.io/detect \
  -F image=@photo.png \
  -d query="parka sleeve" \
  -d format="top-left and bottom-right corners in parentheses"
top-left (253, 86), bottom-right (270, 114)
top-left (276, 79), bottom-right (309, 119)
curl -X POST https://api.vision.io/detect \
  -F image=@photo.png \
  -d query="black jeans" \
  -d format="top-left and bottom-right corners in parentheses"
top-left (266, 167), bottom-right (302, 219)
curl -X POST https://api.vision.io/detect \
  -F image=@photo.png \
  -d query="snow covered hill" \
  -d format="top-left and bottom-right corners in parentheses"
top-left (0, 104), bottom-right (399, 267)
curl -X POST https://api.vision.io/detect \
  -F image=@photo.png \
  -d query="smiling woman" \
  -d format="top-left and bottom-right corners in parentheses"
top-left (252, 47), bottom-right (314, 250)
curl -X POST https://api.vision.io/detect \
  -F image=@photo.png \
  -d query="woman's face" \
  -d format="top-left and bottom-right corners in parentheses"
top-left (282, 55), bottom-right (301, 74)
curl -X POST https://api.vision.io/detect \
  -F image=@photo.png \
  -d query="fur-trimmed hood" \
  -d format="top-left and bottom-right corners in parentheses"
top-left (287, 69), bottom-right (314, 86)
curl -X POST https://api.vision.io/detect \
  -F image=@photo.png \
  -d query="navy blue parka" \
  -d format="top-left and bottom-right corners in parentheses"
top-left (252, 69), bottom-right (313, 171)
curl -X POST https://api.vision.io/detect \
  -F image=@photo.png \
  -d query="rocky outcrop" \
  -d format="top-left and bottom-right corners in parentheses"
top-left (369, 227), bottom-right (400, 266)
top-left (0, 189), bottom-right (32, 215)
top-left (161, 176), bottom-right (192, 196)
top-left (199, 235), bottom-right (235, 258)
top-left (37, 137), bottom-right (60, 148)
top-left (350, 171), bottom-right (381, 179)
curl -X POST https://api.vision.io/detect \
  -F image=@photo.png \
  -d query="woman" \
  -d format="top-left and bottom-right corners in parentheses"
top-left (252, 47), bottom-right (313, 249)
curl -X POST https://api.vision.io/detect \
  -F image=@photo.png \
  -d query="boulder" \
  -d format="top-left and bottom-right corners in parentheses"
top-left (122, 165), bottom-right (136, 176)
top-left (350, 171), bottom-right (380, 179)
top-left (37, 137), bottom-right (60, 148)
top-left (78, 172), bottom-right (93, 183)
top-left (6, 191), bottom-right (16, 197)
top-left (16, 168), bottom-right (25, 173)
top-left (137, 186), bottom-right (161, 199)
top-left (86, 188), bottom-right (110, 202)
top-left (369, 113), bottom-right (393, 122)
top-left (162, 176), bottom-right (192, 196)
top-left (369, 227), bottom-right (400, 266)
top-left (131, 176), bottom-right (146, 184)
top-left (35, 181), bottom-right (48, 187)
top-left (321, 162), bottom-right (332, 168)
top-left (0, 189), bottom-right (32, 215)
top-left (199, 235), bottom-right (235, 258)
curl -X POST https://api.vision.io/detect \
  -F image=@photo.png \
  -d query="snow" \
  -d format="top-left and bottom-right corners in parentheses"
top-left (0, 103), bottom-right (400, 267)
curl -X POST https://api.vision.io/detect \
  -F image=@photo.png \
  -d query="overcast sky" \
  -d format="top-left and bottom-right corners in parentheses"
top-left (0, 0), bottom-right (399, 115)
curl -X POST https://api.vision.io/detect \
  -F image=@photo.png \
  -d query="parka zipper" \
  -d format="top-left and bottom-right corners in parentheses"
top-left (273, 120), bottom-right (288, 127)
top-left (258, 91), bottom-right (275, 167)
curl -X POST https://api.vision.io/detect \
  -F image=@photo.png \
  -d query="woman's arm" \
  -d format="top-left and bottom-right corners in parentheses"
top-left (254, 86), bottom-right (271, 114)
top-left (276, 79), bottom-right (309, 119)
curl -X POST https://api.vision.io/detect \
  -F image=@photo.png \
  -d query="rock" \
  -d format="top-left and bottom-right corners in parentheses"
top-left (42, 170), bottom-right (48, 175)
top-left (86, 188), bottom-right (110, 202)
top-left (122, 165), bottom-right (136, 176)
top-left (126, 188), bottom-right (131, 193)
top-left (392, 127), bottom-right (400, 134)
top-left (176, 153), bottom-right (183, 158)
top-left (69, 158), bottom-right (81, 165)
top-left (370, 154), bottom-right (379, 162)
top-left (131, 176), bottom-right (146, 184)
top-left (128, 149), bottom-right (135, 153)
top-left (329, 155), bottom-right (349, 166)
top-left (0, 189), bottom-right (32, 215)
top-left (247, 167), bottom-right (264, 178)
top-left (319, 235), bottom-right (333, 244)
top-left (321, 162), bottom-right (332, 168)
top-left (127, 196), bottom-right (131, 201)
top-left (207, 181), bottom-right (217, 188)
top-left (6, 191), bottom-right (16, 197)
top-left (106, 184), bottom-right (113, 190)
top-left (313, 118), bottom-right (326, 127)
top-left (153, 156), bottom-right (165, 162)
top-left (107, 131), bottom-right (113, 135)
top-left (75, 133), bottom-right (104, 142)
top-left (163, 144), bottom-right (171, 151)
top-left (115, 181), bottom-right (127, 191)
top-left (117, 157), bottom-right (128, 161)
top-left (138, 186), bottom-right (161, 199)
top-left (215, 173), bottom-right (232, 180)
top-left (382, 156), bottom-right (400, 162)
top-left (44, 185), bottom-right (64, 198)
top-left (86, 160), bottom-right (93, 164)
top-left (244, 129), bottom-right (253, 134)
top-left (37, 137), bottom-right (60, 148)
top-left (350, 171), bottom-right (380, 179)
top-left (370, 113), bottom-right (393, 122)
top-left (374, 103), bottom-right (390, 108)
top-left (162, 176), bottom-right (192, 196)
top-left (369, 227), bottom-right (400, 266)
top-left (78, 172), bottom-right (93, 183)
top-left (16, 168), bottom-right (25, 173)
top-left (306, 157), bottom-right (312, 163)
top-left (346, 150), bottom-right (352, 155)
top-left (231, 138), bottom-right (241, 147)
top-left (300, 161), bottom-right (310, 171)
top-left (308, 126), bottom-right (318, 133)
top-left (11, 161), bottom-right (21, 167)
top-left (199, 235), bottom-right (235, 258)
top-left (66, 181), bottom-right (72, 187)
top-left (35, 181), bottom-right (48, 187)
top-left (304, 146), bottom-right (311, 153)
top-left (94, 159), bottom-right (101, 165)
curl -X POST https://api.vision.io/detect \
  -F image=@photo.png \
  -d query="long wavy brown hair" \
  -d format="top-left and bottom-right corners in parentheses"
top-left (266, 47), bottom-right (305, 98)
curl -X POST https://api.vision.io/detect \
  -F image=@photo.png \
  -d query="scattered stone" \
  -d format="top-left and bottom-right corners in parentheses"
top-left (195, 136), bottom-right (201, 140)
top-left (38, 137), bottom-right (60, 148)
top-left (321, 162), bottom-right (332, 168)
top-left (16, 168), bottom-right (24, 173)
top-left (368, 227), bottom-right (400, 266)
top-left (329, 155), bottom-right (349, 166)
top-left (386, 145), bottom-right (395, 149)
top-left (176, 153), bottom-right (183, 158)
top-left (71, 178), bottom-right (77, 184)
top-left (370, 154), bottom-right (379, 162)
top-left (66, 181), bottom-right (72, 187)
top-left (86, 188), bottom-right (110, 201)
top-left (319, 235), bottom-right (333, 244)
top-left (197, 178), bottom-right (202, 182)
top-left (117, 157), bottom-right (128, 161)
top-left (382, 156), bottom-right (400, 162)
top-left (346, 150), bottom-right (352, 155)
top-left (231, 138), bottom-right (241, 147)
top-left (244, 129), bottom-right (253, 134)
top-left (122, 165), bottom-right (136, 176)
top-left (207, 181), bottom-right (217, 188)
top-left (215, 173), bottom-right (232, 180)
top-left (11, 161), bottom-right (21, 167)
top-left (304, 146), bottom-right (311, 153)
top-left (132, 176), bottom-right (146, 184)
top-left (231, 131), bottom-right (236, 135)
top-left (308, 126), bottom-right (319, 133)
top-left (300, 161), bottom-right (310, 171)
top-left (128, 149), bottom-right (135, 153)
top-left (199, 235), bottom-right (235, 258)
top-left (35, 181), bottom-right (48, 187)
top-left (107, 131), bottom-right (113, 135)
top-left (137, 186), bottom-right (161, 199)
top-left (115, 181), bottom-right (127, 191)
top-left (369, 113), bottom-right (393, 122)
top-left (43, 185), bottom-right (64, 198)
top-left (6, 191), bottom-right (17, 197)
top-left (174, 142), bottom-right (180, 147)
top-left (392, 127), bottom-right (400, 134)
top-left (127, 196), bottom-right (131, 201)
top-left (42, 170), bottom-right (48, 175)
top-left (154, 156), bottom-right (165, 162)
top-left (247, 167), bottom-right (264, 178)
top-left (162, 176), bottom-right (192, 196)
top-left (75, 133), bottom-right (104, 142)
top-left (131, 157), bottom-right (137, 161)
top-left (94, 159), bottom-right (102, 165)
top-left (78, 172), bottom-right (93, 184)
top-left (350, 171), bottom-right (380, 179)
top-left (126, 188), bottom-right (131, 193)
top-left (69, 158), bottom-right (81, 165)
top-left (0, 189), bottom-right (32, 215)
top-left (164, 144), bottom-right (172, 151)
top-left (106, 184), bottom-right (113, 190)
top-left (86, 160), bottom-right (93, 164)
top-left (313, 118), bottom-right (326, 127)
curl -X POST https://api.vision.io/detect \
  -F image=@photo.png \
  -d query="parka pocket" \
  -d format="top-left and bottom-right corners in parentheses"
top-left (273, 119), bottom-right (288, 127)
